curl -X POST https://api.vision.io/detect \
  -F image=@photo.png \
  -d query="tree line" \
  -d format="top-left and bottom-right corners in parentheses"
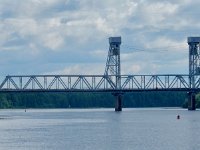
top-left (1, 91), bottom-right (198, 109)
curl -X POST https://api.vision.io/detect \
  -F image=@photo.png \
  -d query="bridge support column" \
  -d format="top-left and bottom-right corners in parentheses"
top-left (113, 93), bottom-right (122, 111)
top-left (188, 92), bottom-right (196, 110)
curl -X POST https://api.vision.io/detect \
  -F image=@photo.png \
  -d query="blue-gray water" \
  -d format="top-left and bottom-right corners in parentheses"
top-left (0, 108), bottom-right (200, 150)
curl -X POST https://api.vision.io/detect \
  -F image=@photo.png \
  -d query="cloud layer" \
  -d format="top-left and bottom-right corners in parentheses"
top-left (0, 0), bottom-right (199, 76)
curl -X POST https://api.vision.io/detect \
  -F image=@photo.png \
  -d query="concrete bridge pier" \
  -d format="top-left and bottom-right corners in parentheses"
top-left (113, 93), bottom-right (123, 111)
top-left (188, 92), bottom-right (196, 110)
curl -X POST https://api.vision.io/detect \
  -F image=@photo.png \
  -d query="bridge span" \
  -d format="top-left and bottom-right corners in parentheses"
top-left (0, 74), bottom-right (198, 92)
top-left (1, 37), bottom-right (200, 111)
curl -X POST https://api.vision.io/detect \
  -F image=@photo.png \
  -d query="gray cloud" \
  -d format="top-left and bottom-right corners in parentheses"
top-left (0, 0), bottom-right (198, 76)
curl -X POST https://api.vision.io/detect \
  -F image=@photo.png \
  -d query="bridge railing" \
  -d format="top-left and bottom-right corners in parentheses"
top-left (0, 74), bottom-right (197, 92)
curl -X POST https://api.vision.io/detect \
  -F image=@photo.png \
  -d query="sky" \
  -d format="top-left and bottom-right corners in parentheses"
top-left (0, 0), bottom-right (199, 76)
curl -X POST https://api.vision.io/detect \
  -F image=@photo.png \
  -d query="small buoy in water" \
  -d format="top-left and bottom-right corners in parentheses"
top-left (177, 115), bottom-right (180, 119)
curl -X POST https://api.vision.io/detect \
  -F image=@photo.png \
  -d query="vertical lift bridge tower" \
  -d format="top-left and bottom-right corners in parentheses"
top-left (105, 37), bottom-right (122, 111)
top-left (104, 36), bottom-right (200, 111)
top-left (188, 37), bottom-right (200, 110)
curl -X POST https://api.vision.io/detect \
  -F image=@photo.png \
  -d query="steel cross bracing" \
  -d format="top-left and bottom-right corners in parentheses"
top-left (104, 37), bottom-right (121, 89)
top-left (0, 74), bottom-right (200, 92)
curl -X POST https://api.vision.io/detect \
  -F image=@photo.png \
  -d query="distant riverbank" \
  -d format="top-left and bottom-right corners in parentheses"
top-left (0, 92), bottom-right (193, 109)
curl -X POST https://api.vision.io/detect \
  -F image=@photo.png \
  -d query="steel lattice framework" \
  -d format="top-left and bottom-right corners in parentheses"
top-left (0, 37), bottom-right (200, 93)
top-left (188, 37), bottom-right (200, 88)
top-left (104, 37), bottom-right (121, 89)
top-left (0, 74), bottom-right (200, 92)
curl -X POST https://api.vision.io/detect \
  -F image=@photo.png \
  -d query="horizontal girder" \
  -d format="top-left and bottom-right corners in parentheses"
top-left (0, 74), bottom-right (199, 92)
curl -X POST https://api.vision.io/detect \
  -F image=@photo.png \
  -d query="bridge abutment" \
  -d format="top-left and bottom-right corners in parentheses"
top-left (188, 92), bottom-right (196, 110)
top-left (113, 93), bottom-right (123, 111)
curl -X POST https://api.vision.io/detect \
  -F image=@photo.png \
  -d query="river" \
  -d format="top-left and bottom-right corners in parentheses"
top-left (0, 108), bottom-right (200, 150)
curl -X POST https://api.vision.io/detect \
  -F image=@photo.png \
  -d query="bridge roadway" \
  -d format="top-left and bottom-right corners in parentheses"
top-left (0, 74), bottom-right (199, 92)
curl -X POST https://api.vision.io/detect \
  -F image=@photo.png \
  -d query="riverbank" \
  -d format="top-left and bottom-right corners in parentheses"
top-left (0, 92), bottom-right (188, 109)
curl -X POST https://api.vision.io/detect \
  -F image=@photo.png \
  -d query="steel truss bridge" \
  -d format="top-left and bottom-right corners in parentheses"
top-left (1, 74), bottom-right (200, 92)
top-left (1, 37), bottom-right (200, 111)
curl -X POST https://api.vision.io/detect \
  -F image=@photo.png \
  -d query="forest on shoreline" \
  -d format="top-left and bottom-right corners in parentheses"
top-left (1, 91), bottom-right (199, 109)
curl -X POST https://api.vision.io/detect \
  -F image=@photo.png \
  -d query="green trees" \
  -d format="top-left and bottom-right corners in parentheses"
top-left (0, 92), bottom-right (187, 109)
top-left (195, 93), bottom-right (200, 108)
top-left (182, 93), bottom-right (200, 108)
top-left (0, 94), bottom-right (12, 108)
top-left (123, 92), bottom-right (186, 107)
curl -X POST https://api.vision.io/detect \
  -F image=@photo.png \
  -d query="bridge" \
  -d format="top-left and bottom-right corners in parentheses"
top-left (0, 37), bottom-right (200, 111)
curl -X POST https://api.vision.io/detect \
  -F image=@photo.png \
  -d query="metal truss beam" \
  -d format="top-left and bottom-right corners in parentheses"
top-left (0, 74), bottom-right (199, 92)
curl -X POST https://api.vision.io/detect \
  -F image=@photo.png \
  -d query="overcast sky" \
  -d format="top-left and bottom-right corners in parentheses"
top-left (0, 0), bottom-right (199, 76)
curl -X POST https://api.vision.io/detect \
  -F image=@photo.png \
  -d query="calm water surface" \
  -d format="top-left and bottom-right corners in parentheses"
top-left (0, 108), bottom-right (200, 150)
